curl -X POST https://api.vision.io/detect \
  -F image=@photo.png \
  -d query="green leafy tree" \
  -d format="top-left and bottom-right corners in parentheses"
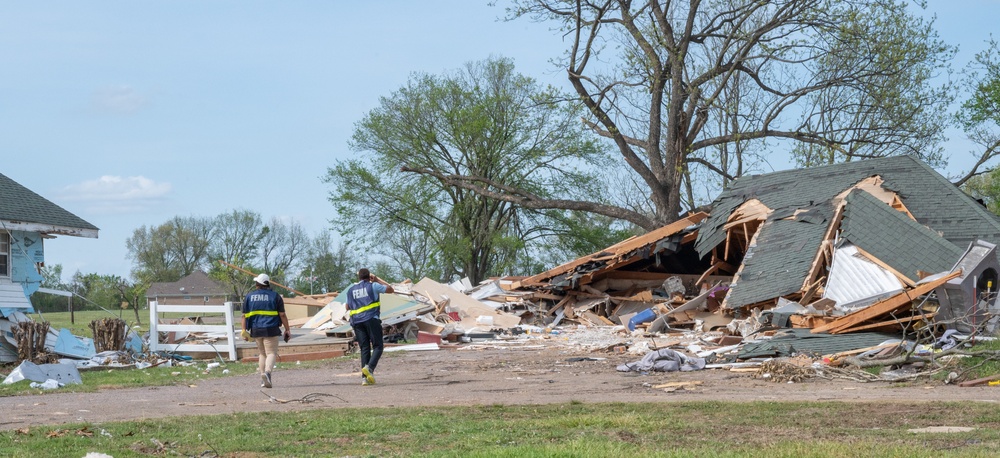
top-left (126, 215), bottom-right (213, 282)
top-left (257, 217), bottom-right (310, 287)
top-left (291, 231), bottom-right (353, 295)
top-left (962, 168), bottom-right (1000, 215)
top-left (955, 38), bottom-right (1000, 186)
top-left (449, 0), bottom-right (957, 229)
top-left (326, 57), bottom-right (610, 283)
top-left (31, 263), bottom-right (67, 312)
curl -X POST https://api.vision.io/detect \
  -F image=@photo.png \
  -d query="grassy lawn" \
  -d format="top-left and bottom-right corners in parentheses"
top-left (1, 401), bottom-right (998, 457)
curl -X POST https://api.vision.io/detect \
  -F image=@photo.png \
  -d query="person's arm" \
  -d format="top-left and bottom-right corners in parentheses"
top-left (276, 295), bottom-right (291, 342)
top-left (279, 312), bottom-right (291, 342)
top-left (241, 296), bottom-right (249, 330)
top-left (371, 274), bottom-right (394, 294)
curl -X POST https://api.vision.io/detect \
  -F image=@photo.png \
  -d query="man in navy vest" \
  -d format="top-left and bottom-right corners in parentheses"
top-left (346, 268), bottom-right (394, 386)
top-left (242, 273), bottom-right (290, 389)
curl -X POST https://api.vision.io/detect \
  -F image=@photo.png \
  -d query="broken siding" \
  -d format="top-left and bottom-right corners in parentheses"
top-left (7, 230), bottom-right (44, 297)
top-left (840, 189), bottom-right (964, 278)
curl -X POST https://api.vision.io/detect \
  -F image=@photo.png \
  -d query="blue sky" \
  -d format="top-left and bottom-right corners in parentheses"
top-left (1, 1), bottom-right (998, 281)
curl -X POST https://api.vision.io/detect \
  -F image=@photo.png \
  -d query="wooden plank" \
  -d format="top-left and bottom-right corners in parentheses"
top-left (520, 212), bottom-right (708, 284)
top-left (528, 291), bottom-right (564, 301)
top-left (546, 295), bottom-right (574, 317)
top-left (799, 277), bottom-right (825, 305)
top-left (831, 311), bottom-right (936, 334)
top-left (603, 271), bottom-right (676, 280)
top-left (959, 373), bottom-right (1000, 387)
top-left (811, 270), bottom-right (960, 334)
top-left (802, 201), bottom-right (845, 292)
top-left (653, 381), bottom-right (704, 389)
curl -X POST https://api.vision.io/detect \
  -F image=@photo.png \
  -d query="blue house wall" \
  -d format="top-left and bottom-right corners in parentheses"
top-left (9, 229), bottom-right (44, 296)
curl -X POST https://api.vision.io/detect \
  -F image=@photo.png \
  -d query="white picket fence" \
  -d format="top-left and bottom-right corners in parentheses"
top-left (148, 301), bottom-right (238, 361)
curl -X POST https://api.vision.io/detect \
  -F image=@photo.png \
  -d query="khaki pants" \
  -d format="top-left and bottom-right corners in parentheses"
top-left (255, 336), bottom-right (280, 375)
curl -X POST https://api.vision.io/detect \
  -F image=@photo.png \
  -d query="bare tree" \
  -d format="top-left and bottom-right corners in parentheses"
top-left (407, 0), bottom-right (954, 229)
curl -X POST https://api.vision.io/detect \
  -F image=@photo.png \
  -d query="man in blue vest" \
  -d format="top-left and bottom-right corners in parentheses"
top-left (346, 268), bottom-right (394, 386)
top-left (242, 273), bottom-right (290, 389)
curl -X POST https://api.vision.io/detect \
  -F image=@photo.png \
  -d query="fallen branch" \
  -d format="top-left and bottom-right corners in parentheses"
top-left (259, 391), bottom-right (346, 404)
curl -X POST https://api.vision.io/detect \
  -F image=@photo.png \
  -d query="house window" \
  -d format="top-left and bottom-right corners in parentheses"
top-left (0, 233), bottom-right (9, 277)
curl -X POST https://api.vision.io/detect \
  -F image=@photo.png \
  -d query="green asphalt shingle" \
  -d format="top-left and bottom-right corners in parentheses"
top-left (841, 189), bottom-right (964, 278)
top-left (695, 155), bottom-right (1000, 309)
top-left (0, 172), bottom-right (98, 233)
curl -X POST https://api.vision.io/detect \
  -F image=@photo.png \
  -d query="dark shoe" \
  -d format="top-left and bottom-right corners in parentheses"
top-left (263, 372), bottom-right (272, 389)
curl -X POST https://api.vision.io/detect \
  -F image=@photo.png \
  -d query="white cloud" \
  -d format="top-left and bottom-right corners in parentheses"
top-left (92, 85), bottom-right (148, 114)
top-left (59, 175), bottom-right (171, 214)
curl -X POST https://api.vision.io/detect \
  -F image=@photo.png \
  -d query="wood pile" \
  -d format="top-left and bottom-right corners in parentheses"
top-left (13, 320), bottom-right (54, 364)
top-left (90, 317), bottom-right (128, 352)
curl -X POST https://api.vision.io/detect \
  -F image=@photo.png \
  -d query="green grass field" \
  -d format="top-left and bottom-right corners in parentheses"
top-left (1, 401), bottom-right (998, 457)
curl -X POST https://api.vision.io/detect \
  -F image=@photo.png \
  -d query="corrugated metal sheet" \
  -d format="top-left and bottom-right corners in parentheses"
top-left (823, 243), bottom-right (903, 312)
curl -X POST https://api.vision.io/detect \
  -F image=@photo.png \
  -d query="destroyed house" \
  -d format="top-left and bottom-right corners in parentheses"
top-left (693, 155), bottom-right (1000, 312)
top-left (0, 173), bottom-right (98, 312)
top-left (516, 213), bottom-right (725, 326)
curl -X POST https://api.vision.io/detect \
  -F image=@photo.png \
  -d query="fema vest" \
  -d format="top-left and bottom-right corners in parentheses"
top-left (346, 281), bottom-right (380, 325)
top-left (243, 288), bottom-right (282, 329)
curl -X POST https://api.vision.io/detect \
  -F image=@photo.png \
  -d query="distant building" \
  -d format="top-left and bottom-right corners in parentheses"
top-left (147, 270), bottom-right (233, 306)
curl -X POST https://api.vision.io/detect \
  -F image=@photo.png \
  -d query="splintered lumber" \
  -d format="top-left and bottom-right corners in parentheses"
top-left (958, 374), bottom-right (1000, 387)
top-left (90, 317), bottom-right (127, 352)
top-left (519, 212), bottom-right (708, 286)
top-left (13, 321), bottom-right (52, 364)
top-left (811, 270), bottom-right (960, 334)
top-left (653, 381), bottom-right (703, 389)
top-left (546, 295), bottom-right (574, 316)
top-left (822, 343), bottom-right (902, 366)
top-left (833, 311), bottom-right (936, 334)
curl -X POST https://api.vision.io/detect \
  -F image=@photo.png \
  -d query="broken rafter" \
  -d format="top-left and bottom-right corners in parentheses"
top-left (832, 311), bottom-right (936, 334)
top-left (801, 200), bottom-right (846, 293)
top-left (520, 212), bottom-right (709, 286)
top-left (853, 245), bottom-right (916, 288)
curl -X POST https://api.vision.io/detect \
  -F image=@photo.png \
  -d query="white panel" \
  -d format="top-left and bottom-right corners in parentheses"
top-left (823, 243), bottom-right (904, 312)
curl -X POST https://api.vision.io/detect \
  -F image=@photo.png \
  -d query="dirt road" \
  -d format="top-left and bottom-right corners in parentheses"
top-left (3, 343), bottom-right (998, 431)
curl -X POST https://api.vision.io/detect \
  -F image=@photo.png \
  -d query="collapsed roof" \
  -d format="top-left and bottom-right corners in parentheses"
top-left (694, 155), bottom-right (1000, 310)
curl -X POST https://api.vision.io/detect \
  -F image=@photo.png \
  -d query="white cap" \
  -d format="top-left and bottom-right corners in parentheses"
top-left (254, 273), bottom-right (270, 285)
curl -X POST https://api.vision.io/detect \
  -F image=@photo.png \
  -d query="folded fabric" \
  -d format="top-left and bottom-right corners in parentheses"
top-left (616, 348), bottom-right (706, 373)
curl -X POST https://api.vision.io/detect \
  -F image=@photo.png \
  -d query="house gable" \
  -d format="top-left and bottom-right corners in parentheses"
top-left (0, 173), bottom-right (99, 238)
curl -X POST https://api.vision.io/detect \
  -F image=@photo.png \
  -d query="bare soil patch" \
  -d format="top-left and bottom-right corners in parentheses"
top-left (3, 341), bottom-right (997, 431)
